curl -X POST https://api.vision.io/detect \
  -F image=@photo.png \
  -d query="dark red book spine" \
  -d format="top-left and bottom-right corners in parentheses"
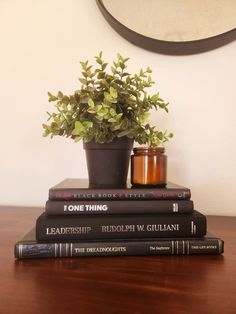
top-left (49, 188), bottom-right (191, 201)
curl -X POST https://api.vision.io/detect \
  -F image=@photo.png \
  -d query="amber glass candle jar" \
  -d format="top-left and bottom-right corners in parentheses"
top-left (131, 147), bottom-right (167, 186)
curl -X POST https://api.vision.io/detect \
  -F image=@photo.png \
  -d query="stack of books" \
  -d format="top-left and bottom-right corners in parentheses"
top-left (15, 178), bottom-right (224, 259)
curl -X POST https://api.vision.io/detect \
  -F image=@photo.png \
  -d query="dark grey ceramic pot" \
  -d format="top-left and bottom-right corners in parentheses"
top-left (83, 137), bottom-right (134, 187)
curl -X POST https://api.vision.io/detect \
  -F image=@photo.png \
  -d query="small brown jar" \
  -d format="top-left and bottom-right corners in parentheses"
top-left (131, 147), bottom-right (167, 186)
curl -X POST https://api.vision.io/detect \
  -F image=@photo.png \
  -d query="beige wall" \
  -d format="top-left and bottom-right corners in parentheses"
top-left (0, 0), bottom-right (235, 215)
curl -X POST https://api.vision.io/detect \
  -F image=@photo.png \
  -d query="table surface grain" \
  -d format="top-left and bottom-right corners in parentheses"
top-left (0, 206), bottom-right (235, 314)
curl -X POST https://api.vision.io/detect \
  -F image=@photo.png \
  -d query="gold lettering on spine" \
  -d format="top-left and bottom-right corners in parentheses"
top-left (137, 225), bottom-right (145, 231)
top-left (74, 247), bottom-right (85, 253)
top-left (46, 226), bottom-right (92, 235)
top-left (86, 246), bottom-right (127, 253)
top-left (146, 224), bottom-right (179, 232)
top-left (101, 225), bottom-right (135, 233)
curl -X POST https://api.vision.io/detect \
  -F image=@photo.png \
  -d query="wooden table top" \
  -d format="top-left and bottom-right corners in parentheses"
top-left (0, 206), bottom-right (235, 314)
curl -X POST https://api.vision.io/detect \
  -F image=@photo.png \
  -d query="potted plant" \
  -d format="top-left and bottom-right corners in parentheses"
top-left (43, 52), bottom-right (173, 186)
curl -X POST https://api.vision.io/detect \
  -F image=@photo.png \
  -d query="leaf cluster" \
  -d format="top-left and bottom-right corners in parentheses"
top-left (43, 52), bottom-right (173, 146)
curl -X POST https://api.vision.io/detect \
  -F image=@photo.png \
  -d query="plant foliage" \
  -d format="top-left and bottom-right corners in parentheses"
top-left (43, 52), bottom-right (173, 146)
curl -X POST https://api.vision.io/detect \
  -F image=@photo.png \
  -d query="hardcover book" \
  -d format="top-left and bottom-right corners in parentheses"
top-left (48, 178), bottom-right (191, 201)
top-left (15, 228), bottom-right (224, 259)
top-left (45, 199), bottom-right (194, 215)
top-left (36, 210), bottom-right (206, 241)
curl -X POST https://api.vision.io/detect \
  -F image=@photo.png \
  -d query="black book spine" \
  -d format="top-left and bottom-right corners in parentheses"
top-left (15, 238), bottom-right (224, 259)
top-left (45, 200), bottom-right (194, 215)
top-left (36, 211), bottom-right (206, 241)
top-left (49, 188), bottom-right (191, 201)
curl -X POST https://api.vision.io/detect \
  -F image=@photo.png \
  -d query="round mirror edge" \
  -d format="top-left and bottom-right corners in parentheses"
top-left (96, 0), bottom-right (236, 55)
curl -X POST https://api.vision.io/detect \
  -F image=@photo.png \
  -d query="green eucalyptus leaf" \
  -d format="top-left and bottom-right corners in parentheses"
top-left (151, 94), bottom-right (159, 102)
top-left (97, 107), bottom-right (109, 117)
top-left (43, 51), bottom-right (173, 146)
top-left (96, 57), bottom-right (103, 65)
top-left (102, 63), bottom-right (108, 70)
top-left (72, 121), bottom-right (84, 135)
top-left (157, 132), bottom-right (163, 140)
top-left (88, 99), bottom-right (95, 108)
top-left (62, 96), bottom-right (69, 105)
top-left (117, 129), bottom-right (131, 137)
top-left (97, 72), bottom-right (105, 79)
top-left (95, 115), bottom-right (104, 121)
top-left (95, 104), bottom-right (102, 112)
top-left (109, 108), bottom-right (116, 117)
top-left (111, 66), bottom-right (117, 74)
top-left (74, 136), bottom-right (82, 142)
top-left (82, 71), bottom-right (88, 78)
top-left (79, 78), bottom-right (87, 85)
top-left (87, 108), bottom-right (96, 113)
top-left (109, 86), bottom-right (117, 98)
top-left (83, 120), bottom-right (93, 129)
top-left (48, 92), bottom-right (58, 102)
top-left (57, 91), bottom-right (63, 99)
top-left (116, 113), bottom-right (123, 120)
